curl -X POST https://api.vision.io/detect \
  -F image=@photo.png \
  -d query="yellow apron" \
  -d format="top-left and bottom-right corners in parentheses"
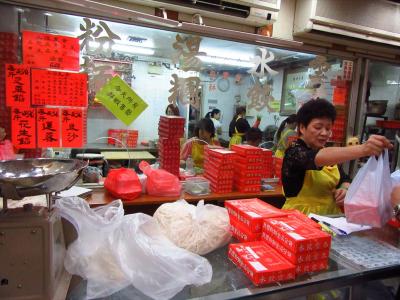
top-left (192, 140), bottom-right (205, 168)
top-left (275, 128), bottom-right (296, 159)
top-left (282, 165), bottom-right (342, 215)
top-left (229, 117), bottom-right (245, 149)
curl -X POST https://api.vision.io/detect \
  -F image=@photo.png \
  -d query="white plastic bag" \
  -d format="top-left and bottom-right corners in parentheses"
top-left (391, 169), bottom-right (400, 186)
top-left (153, 200), bottom-right (231, 255)
top-left (344, 150), bottom-right (393, 227)
top-left (55, 197), bottom-right (212, 300)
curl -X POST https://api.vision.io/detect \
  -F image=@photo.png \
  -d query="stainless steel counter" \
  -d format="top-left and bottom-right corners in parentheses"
top-left (67, 226), bottom-right (400, 300)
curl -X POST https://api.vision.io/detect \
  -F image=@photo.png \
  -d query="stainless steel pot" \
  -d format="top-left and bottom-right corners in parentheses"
top-left (367, 100), bottom-right (388, 115)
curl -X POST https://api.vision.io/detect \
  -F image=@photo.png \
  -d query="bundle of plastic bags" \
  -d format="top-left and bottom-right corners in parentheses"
top-left (153, 200), bottom-right (231, 255)
top-left (55, 197), bottom-right (212, 300)
top-left (344, 150), bottom-right (392, 227)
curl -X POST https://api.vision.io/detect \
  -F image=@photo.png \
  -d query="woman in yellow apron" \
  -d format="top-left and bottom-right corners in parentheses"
top-left (274, 114), bottom-right (297, 158)
top-left (228, 106), bottom-right (250, 148)
top-left (180, 118), bottom-right (219, 169)
top-left (281, 99), bottom-right (392, 215)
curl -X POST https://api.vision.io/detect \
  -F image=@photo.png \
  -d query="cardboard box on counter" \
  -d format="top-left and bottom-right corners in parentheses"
top-left (230, 218), bottom-right (262, 242)
top-left (228, 241), bottom-right (296, 286)
top-left (225, 198), bottom-right (286, 233)
top-left (263, 217), bottom-right (331, 254)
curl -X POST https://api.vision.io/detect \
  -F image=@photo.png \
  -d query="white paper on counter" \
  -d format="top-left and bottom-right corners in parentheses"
top-left (308, 213), bottom-right (372, 235)
top-left (58, 186), bottom-right (92, 198)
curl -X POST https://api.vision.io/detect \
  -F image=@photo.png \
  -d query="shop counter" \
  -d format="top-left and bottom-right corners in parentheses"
top-left (85, 187), bottom-right (285, 207)
top-left (100, 150), bottom-right (155, 160)
top-left (67, 225), bottom-right (400, 299)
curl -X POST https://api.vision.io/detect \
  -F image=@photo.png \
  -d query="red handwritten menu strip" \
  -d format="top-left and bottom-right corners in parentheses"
top-left (11, 108), bottom-right (36, 149)
top-left (37, 108), bottom-right (60, 148)
top-left (61, 108), bottom-right (84, 147)
top-left (5, 64), bottom-right (31, 107)
top-left (22, 31), bottom-right (79, 71)
top-left (31, 69), bottom-right (88, 107)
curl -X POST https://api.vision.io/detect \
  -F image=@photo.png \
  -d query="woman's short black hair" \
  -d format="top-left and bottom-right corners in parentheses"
top-left (297, 98), bottom-right (336, 128)
top-left (205, 108), bottom-right (221, 119)
top-left (194, 118), bottom-right (215, 138)
top-left (246, 128), bottom-right (262, 144)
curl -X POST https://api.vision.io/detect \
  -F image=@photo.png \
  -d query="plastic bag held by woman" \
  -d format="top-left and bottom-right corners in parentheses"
top-left (344, 150), bottom-right (392, 227)
top-left (55, 197), bottom-right (212, 300)
top-left (139, 161), bottom-right (181, 196)
top-left (154, 200), bottom-right (231, 255)
top-left (104, 168), bottom-right (142, 200)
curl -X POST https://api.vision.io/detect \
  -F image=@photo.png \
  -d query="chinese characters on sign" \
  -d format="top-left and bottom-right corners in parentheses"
top-left (248, 48), bottom-right (278, 78)
top-left (61, 108), bottom-right (84, 147)
top-left (309, 55), bottom-right (331, 85)
top-left (95, 76), bottom-right (148, 126)
top-left (169, 34), bottom-right (203, 106)
top-left (79, 18), bottom-right (121, 55)
top-left (31, 69), bottom-right (88, 107)
top-left (22, 31), bottom-right (80, 71)
top-left (11, 108), bottom-right (36, 149)
top-left (37, 108), bottom-right (60, 148)
top-left (5, 64), bottom-right (30, 107)
top-left (247, 81), bottom-right (276, 112)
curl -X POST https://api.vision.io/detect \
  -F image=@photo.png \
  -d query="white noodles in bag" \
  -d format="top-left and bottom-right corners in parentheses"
top-left (154, 200), bottom-right (231, 255)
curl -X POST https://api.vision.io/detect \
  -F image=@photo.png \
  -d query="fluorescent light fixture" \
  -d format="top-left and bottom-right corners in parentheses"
top-left (87, 41), bottom-right (154, 55)
top-left (387, 80), bottom-right (400, 85)
top-left (200, 46), bottom-right (252, 62)
top-left (198, 55), bottom-right (253, 68)
top-left (112, 44), bottom-right (154, 55)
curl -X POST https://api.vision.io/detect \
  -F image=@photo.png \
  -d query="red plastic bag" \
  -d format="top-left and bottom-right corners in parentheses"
top-left (139, 161), bottom-right (182, 197)
top-left (104, 168), bottom-right (142, 201)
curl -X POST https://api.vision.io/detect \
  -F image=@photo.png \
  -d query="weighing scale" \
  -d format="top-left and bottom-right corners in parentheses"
top-left (0, 158), bottom-right (87, 299)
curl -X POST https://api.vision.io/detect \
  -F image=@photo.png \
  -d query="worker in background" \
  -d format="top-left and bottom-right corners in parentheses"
top-left (282, 98), bottom-right (392, 215)
top-left (228, 106), bottom-right (251, 148)
top-left (180, 118), bottom-right (219, 169)
top-left (245, 128), bottom-right (263, 147)
top-left (165, 104), bottom-right (180, 116)
top-left (273, 114), bottom-right (297, 158)
top-left (0, 127), bottom-right (15, 160)
top-left (205, 108), bottom-right (222, 140)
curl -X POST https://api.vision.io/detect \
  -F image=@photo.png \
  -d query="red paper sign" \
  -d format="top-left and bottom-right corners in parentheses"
top-left (5, 64), bottom-right (31, 107)
top-left (22, 31), bottom-right (79, 71)
top-left (11, 108), bottom-right (36, 149)
top-left (61, 108), bottom-right (84, 147)
top-left (37, 108), bottom-right (60, 148)
top-left (31, 69), bottom-right (88, 107)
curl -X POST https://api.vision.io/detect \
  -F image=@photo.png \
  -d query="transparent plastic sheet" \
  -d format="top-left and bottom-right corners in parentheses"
top-left (55, 197), bottom-right (212, 300)
top-left (154, 200), bottom-right (231, 255)
top-left (344, 150), bottom-right (393, 227)
top-left (139, 161), bottom-right (182, 197)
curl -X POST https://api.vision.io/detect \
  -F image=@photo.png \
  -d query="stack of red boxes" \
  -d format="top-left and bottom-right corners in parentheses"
top-left (203, 148), bottom-right (236, 193)
top-left (232, 145), bottom-right (265, 193)
top-left (261, 216), bottom-right (331, 275)
top-left (107, 129), bottom-right (139, 148)
top-left (273, 156), bottom-right (283, 184)
top-left (225, 198), bottom-right (286, 242)
top-left (228, 242), bottom-right (296, 286)
top-left (158, 116), bottom-right (185, 176)
top-left (261, 149), bottom-right (273, 178)
top-left (331, 107), bottom-right (346, 142)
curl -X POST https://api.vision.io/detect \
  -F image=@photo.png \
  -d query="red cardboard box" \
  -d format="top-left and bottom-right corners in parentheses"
top-left (236, 155), bottom-right (265, 164)
top-left (235, 184), bottom-right (261, 193)
top-left (234, 177), bottom-right (261, 186)
top-left (282, 209), bottom-right (322, 230)
top-left (230, 218), bottom-right (262, 242)
top-left (296, 259), bottom-right (329, 275)
top-left (225, 199), bottom-right (286, 233)
top-left (261, 232), bottom-right (329, 264)
top-left (232, 144), bottom-right (263, 156)
top-left (228, 242), bottom-right (296, 286)
top-left (263, 217), bottom-right (331, 254)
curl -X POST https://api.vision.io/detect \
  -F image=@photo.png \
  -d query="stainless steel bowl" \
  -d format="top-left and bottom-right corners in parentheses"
top-left (0, 158), bottom-right (88, 200)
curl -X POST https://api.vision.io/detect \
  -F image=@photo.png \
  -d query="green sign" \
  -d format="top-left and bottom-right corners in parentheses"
top-left (96, 76), bottom-right (148, 126)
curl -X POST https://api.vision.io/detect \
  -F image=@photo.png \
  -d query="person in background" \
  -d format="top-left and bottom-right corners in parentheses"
top-left (205, 108), bottom-right (222, 140)
top-left (0, 127), bottom-right (15, 160)
top-left (246, 128), bottom-right (263, 147)
top-left (165, 104), bottom-right (180, 116)
top-left (229, 106), bottom-right (250, 148)
top-left (282, 98), bottom-right (392, 215)
top-left (180, 118), bottom-right (219, 169)
top-left (274, 114), bottom-right (297, 158)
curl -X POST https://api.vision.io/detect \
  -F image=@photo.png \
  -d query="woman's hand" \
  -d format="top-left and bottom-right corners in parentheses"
top-left (361, 135), bottom-right (393, 157)
top-left (334, 183), bottom-right (350, 206)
